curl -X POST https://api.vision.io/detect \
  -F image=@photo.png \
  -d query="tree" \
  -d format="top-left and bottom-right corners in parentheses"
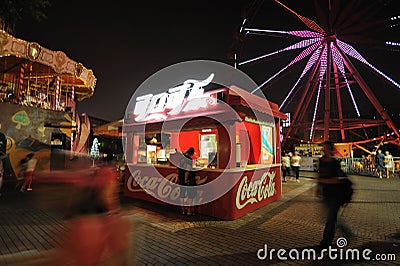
top-left (0, 0), bottom-right (51, 33)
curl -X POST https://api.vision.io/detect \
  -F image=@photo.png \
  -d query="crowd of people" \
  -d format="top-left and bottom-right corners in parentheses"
top-left (282, 148), bottom-right (398, 181)
top-left (348, 149), bottom-right (397, 178)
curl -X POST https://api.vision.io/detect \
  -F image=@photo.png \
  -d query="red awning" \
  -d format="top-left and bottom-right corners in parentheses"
top-left (228, 86), bottom-right (287, 120)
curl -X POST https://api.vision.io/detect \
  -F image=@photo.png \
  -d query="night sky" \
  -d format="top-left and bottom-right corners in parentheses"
top-left (15, 0), bottom-right (400, 122)
top-left (15, 1), bottom-right (247, 121)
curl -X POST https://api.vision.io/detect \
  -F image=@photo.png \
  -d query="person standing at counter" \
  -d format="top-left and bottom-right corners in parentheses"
top-left (290, 151), bottom-right (301, 183)
top-left (178, 147), bottom-right (196, 216)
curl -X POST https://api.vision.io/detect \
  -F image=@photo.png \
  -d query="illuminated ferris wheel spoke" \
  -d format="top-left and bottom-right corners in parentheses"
top-left (284, 57), bottom-right (322, 143)
top-left (280, 46), bottom-right (324, 110)
top-left (239, 50), bottom-right (281, 66)
top-left (251, 67), bottom-right (288, 94)
top-left (239, 37), bottom-right (321, 66)
top-left (318, 47), bottom-right (328, 78)
top-left (337, 40), bottom-right (400, 88)
top-left (331, 45), bottom-right (361, 117)
top-left (287, 40), bottom-right (323, 67)
top-left (286, 31), bottom-right (323, 38)
top-left (244, 28), bottom-right (289, 35)
top-left (310, 81), bottom-right (323, 141)
top-left (252, 39), bottom-right (322, 94)
top-left (245, 28), bottom-right (323, 38)
top-left (273, 0), bottom-right (326, 34)
top-left (309, 49), bottom-right (328, 141)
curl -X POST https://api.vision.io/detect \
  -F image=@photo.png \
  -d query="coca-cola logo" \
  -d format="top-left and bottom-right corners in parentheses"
top-left (235, 171), bottom-right (276, 209)
top-left (127, 169), bottom-right (208, 202)
top-left (133, 74), bottom-right (215, 122)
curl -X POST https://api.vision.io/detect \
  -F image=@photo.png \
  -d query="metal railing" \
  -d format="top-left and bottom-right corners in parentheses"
top-left (336, 157), bottom-right (400, 178)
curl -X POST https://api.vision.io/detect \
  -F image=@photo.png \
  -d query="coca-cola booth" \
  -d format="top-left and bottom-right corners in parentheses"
top-left (123, 82), bottom-right (286, 220)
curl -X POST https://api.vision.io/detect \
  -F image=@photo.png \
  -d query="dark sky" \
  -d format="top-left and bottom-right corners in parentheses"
top-left (15, 0), bottom-right (400, 122)
top-left (15, 0), bottom-right (248, 121)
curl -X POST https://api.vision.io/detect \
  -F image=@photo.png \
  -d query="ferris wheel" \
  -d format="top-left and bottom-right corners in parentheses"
top-left (231, 0), bottom-right (400, 150)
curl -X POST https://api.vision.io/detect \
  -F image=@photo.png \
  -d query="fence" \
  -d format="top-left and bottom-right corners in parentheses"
top-left (333, 157), bottom-right (400, 178)
top-left (299, 156), bottom-right (400, 178)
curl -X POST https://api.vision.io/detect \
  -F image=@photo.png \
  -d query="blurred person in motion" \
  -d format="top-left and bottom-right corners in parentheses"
top-left (0, 151), bottom-right (6, 195)
top-left (15, 157), bottom-right (28, 191)
top-left (20, 152), bottom-right (37, 192)
top-left (317, 141), bottom-right (354, 249)
top-left (38, 157), bottom-right (133, 265)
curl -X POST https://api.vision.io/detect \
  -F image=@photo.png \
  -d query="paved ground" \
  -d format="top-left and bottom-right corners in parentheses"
top-left (0, 172), bottom-right (399, 265)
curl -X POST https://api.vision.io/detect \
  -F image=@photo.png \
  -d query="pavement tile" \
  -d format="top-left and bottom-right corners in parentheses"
top-left (0, 173), bottom-right (399, 265)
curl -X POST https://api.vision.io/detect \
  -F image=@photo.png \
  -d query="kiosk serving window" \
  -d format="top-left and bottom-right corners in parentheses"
top-left (134, 132), bottom-right (172, 164)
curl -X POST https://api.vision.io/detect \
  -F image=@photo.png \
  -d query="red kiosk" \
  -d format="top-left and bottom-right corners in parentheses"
top-left (123, 80), bottom-right (287, 220)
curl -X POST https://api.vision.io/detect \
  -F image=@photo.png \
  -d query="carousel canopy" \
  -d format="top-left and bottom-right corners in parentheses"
top-left (0, 30), bottom-right (96, 101)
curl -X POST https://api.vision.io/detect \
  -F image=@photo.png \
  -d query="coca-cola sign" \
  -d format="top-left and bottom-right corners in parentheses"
top-left (126, 169), bottom-right (208, 203)
top-left (235, 171), bottom-right (276, 209)
top-left (133, 74), bottom-right (216, 122)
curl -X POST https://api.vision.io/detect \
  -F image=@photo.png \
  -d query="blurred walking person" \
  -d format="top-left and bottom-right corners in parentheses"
top-left (317, 141), bottom-right (353, 249)
top-left (20, 153), bottom-right (37, 192)
top-left (60, 164), bottom-right (131, 265)
top-left (15, 157), bottom-right (28, 191)
top-left (0, 151), bottom-right (6, 196)
top-left (36, 157), bottom-right (135, 265)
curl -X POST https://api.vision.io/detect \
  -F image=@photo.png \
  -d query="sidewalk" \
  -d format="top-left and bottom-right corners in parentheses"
top-left (0, 172), bottom-right (399, 265)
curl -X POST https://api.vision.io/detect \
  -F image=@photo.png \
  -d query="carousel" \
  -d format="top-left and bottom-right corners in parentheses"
top-left (0, 29), bottom-right (97, 179)
top-left (0, 30), bottom-right (96, 113)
